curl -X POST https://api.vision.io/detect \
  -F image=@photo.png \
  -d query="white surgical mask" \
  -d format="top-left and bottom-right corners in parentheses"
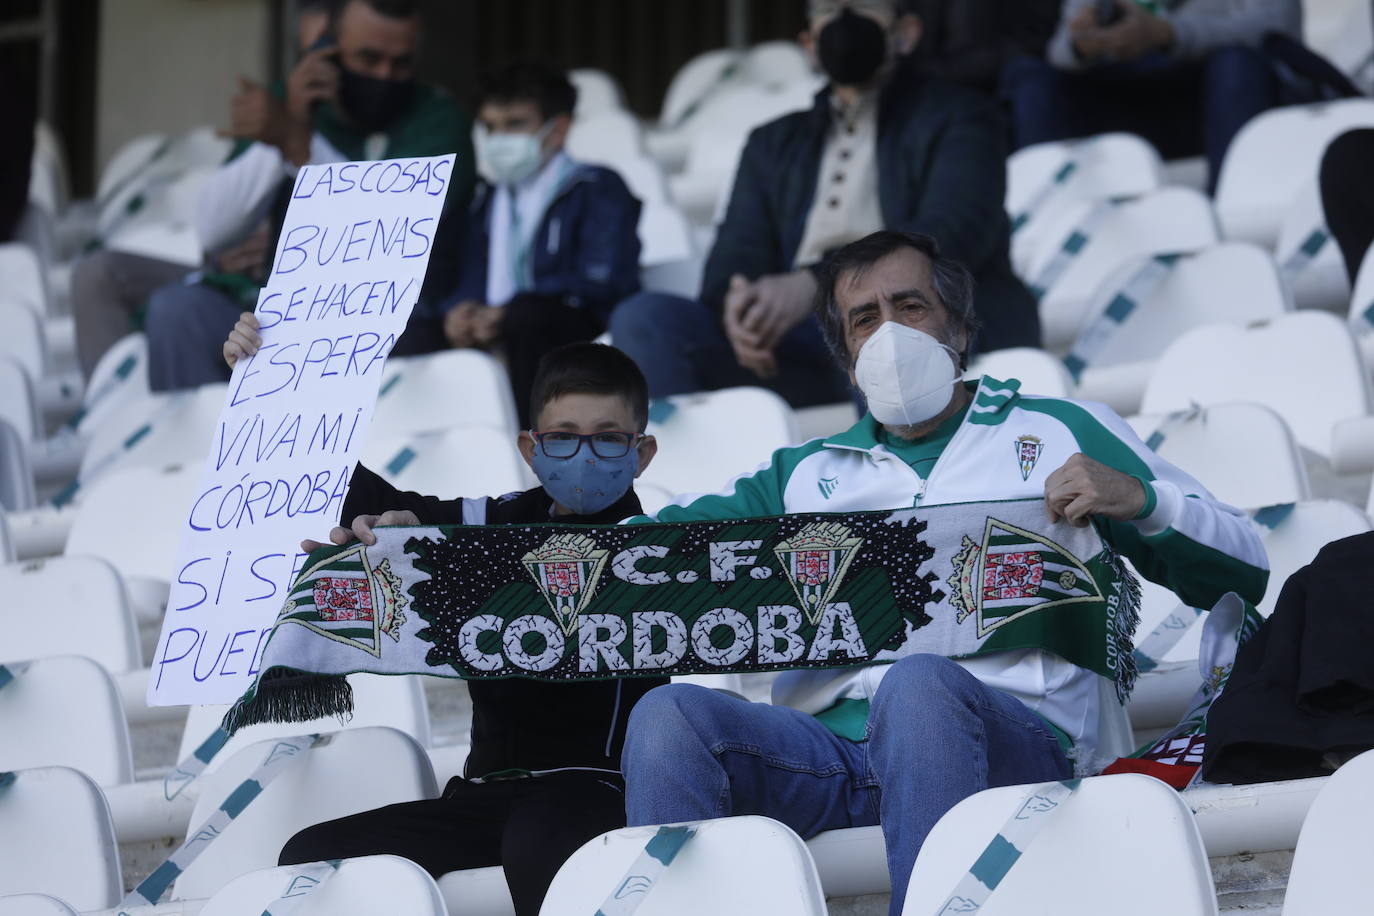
top-left (854, 321), bottom-right (961, 427)
top-left (480, 123), bottom-right (551, 186)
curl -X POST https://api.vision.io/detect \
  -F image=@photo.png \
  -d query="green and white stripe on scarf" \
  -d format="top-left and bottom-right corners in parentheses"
top-left (224, 498), bottom-right (1141, 733)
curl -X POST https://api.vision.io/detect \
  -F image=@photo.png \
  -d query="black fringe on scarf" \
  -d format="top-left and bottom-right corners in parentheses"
top-left (1102, 545), bottom-right (1143, 704)
top-left (220, 667), bottom-right (354, 735)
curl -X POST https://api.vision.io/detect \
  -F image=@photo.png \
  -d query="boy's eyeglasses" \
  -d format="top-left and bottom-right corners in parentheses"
top-left (530, 430), bottom-right (644, 459)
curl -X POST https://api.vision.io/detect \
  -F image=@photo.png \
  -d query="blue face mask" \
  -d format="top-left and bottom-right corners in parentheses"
top-left (529, 439), bottom-right (640, 515)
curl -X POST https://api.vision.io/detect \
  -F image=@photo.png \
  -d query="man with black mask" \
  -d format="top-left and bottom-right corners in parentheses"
top-left (138, 0), bottom-right (474, 391)
top-left (610, 0), bottom-right (1037, 408)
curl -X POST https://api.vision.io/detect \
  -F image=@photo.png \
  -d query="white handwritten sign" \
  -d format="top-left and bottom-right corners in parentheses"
top-left (148, 154), bottom-right (455, 705)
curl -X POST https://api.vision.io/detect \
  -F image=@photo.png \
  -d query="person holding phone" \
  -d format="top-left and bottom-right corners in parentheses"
top-left (1001, 0), bottom-right (1302, 193)
top-left (138, 0), bottom-right (475, 392)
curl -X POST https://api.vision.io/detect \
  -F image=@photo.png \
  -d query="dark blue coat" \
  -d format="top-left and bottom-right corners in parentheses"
top-left (702, 65), bottom-right (1040, 352)
top-left (444, 163), bottom-right (642, 324)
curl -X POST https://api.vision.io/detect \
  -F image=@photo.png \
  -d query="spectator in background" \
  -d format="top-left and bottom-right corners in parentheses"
top-left (68, 0), bottom-right (334, 381)
top-left (1003, 0), bottom-right (1302, 193)
top-left (140, 0), bottom-right (474, 391)
top-left (439, 61), bottom-right (642, 428)
top-left (610, 0), bottom-right (1038, 409)
top-left (906, 0), bottom-right (1061, 93)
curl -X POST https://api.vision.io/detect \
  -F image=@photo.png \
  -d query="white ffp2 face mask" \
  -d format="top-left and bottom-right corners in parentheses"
top-left (854, 321), bottom-right (961, 427)
top-left (480, 122), bottom-right (552, 186)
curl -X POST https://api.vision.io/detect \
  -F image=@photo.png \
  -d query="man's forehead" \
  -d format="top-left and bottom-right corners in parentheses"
top-left (836, 247), bottom-right (936, 308)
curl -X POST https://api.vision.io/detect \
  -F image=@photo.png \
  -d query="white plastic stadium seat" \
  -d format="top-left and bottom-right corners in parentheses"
top-left (901, 774), bottom-right (1217, 915)
top-left (372, 350), bottom-right (518, 438)
top-left (1070, 243), bottom-right (1291, 411)
top-left (659, 48), bottom-right (743, 129)
top-left (177, 673), bottom-right (433, 773)
top-left (0, 508), bottom-right (12, 564)
top-left (0, 418), bottom-right (35, 512)
top-left (966, 348), bottom-right (1073, 398)
top-left (0, 894), bottom-right (81, 916)
top-left (639, 387), bottom-right (796, 499)
top-left (0, 300), bottom-right (46, 382)
top-left (77, 382), bottom-right (223, 485)
top-left (1127, 403), bottom-right (1310, 512)
top-left (72, 332), bottom-right (151, 439)
top-left (0, 655), bottom-right (133, 787)
top-left (1275, 181), bottom-right (1352, 313)
top-left (0, 354), bottom-right (40, 445)
top-left (438, 866), bottom-right (513, 916)
top-left (1215, 99), bottom-right (1374, 248)
top-left (737, 40), bottom-right (816, 91)
top-left (1141, 311), bottom-right (1373, 459)
top-left (1007, 132), bottom-right (1163, 275)
top-left (1347, 245), bottom-right (1374, 365)
top-left (199, 855), bottom-right (449, 916)
top-left (0, 556), bottom-right (141, 673)
top-left (0, 242), bottom-right (48, 316)
top-left (1283, 748), bottom-right (1374, 915)
top-left (362, 426), bottom-right (532, 498)
top-left (570, 68), bottom-right (626, 117)
top-left (173, 726), bottom-right (439, 900)
top-left (540, 816), bottom-right (827, 916)
top-left (566, 110), bottom-right (645, 166)
top-left (0, 766), bottom-right (123, 909)
top-left (96, 131), bottom-right (169, 202)
top-left (1025, 187), bottom-right (1219, 352)
top-left (64, 463), bottom-right (202, 617)
top-left (104, 167), bottom-right (215, 267)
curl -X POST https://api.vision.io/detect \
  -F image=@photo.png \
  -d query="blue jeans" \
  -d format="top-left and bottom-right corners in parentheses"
top-left (608, 290), bottom-right (852, 408)
top-left (144, 279), bottom-right (242, 392)
top-left (1001, 47), bottom-right (1279, 193)
top-left (621, 654), bottom-right (1071, 915)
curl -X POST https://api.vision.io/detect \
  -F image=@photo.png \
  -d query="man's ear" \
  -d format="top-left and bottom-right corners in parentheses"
top-left (633, 434), bottom-right (658, 477)
top-left (517, 430), bottom-right (538, 471)
top-left (545, 113), bottom-right (573, 154)
top-left (895, 12), bottom-right (921, 55)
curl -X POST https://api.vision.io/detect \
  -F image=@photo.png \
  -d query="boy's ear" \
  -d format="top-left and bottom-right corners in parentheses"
top-left (517, 430), bottom-right (538, 470)
top-left (633, 434), bottom-right (658, 478)
top-left (545, 113), bottom-right (573, 153)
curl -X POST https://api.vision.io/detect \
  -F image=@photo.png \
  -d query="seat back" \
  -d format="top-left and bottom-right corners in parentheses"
top-left (541, 816), bottom-right (827, 916)
top-left (738, 40), bottom-right (815, 90)
top-left (1071, 243), bottom-right (1291, 370)
top-left (0, 418), bottom-right (35, 512)
top-left (372, 350), bottom-right (518, 438)
top-left (638, 387), bottom-right (796, 499)
top-left (1128, 403), bottom-right (1309, 511)
top-left (0, 242), bottom-right (47, 316)
top-left (1275, 180), bottom-right (1352, 313)
top-left (660, 48), bottom-right (743, 127)
top-left (77, 382), bottom-right (223, 484)
top-left (0, 300), bottom-right (45, 381)
top-left (0, 766), bottom-right (122, 909)
top-left (1007, 132), bottom-right (1163, 273)
top-left (199, 855), bottom-right (449, 916)
top-left (0, 556), bottom-right (140, 672)
top-left (74, 332), bottom-right (152, 439)
top-left (177, 673), bottom-right (433, 770)
top-left (570, 68), bottom-right (625, 116)
top-left (1348, 244), bottom-right (1374, 360)
top-left (0, 894), bottom-right (82, 915)
top-left (1141, 311), bottom-right (1372, 457)
top-left (1027, 188), bottom-right (1219, 350)
top-left (1215, 99), bottom-right (1374, 247)
top-left (0, 354), bottom-right (39, 445)
top-left (966, 348), bottom-right (1073, 398)
top-left (175, 726), bottom-right (438, 900)
top-left (1284, 748), bottom-right (1374, 915)
top-left (902, 774), bottom-right (1216, 915)
top-left (0, 656), bottom-right (133, 786)
top-left (64, 463), bottom-right (201, 587)
top-left (362, 426), bottom-right (530, 501)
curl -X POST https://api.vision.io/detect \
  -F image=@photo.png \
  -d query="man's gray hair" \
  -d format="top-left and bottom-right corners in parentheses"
top-left (813, 230), bottom-right (978, 368)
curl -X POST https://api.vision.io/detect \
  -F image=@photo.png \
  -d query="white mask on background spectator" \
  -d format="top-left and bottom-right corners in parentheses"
top-left (854, 321), bottom-right (960, 427)
top-left (481, 122), bottom-right (552, 186)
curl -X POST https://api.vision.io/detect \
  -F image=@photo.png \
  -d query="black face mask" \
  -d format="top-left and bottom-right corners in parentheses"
top-left (817, 7), bottom-right (889, 87)
top-left (337, 66), bottom-right (414, 132)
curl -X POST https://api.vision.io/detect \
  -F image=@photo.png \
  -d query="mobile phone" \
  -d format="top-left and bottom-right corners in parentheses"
top-left (1095, 0), bottom-right (1123, 27)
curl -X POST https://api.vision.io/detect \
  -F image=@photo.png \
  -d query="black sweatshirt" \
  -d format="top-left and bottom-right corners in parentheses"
top-left (341, 463), bottom-right (668, 779)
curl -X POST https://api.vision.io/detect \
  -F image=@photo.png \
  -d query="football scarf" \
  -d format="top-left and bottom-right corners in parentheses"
top-left (224, 498), bottom-right (1141, 733)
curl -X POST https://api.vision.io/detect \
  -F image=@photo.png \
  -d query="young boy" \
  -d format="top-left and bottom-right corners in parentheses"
top-left (443, 60), bottom-right (643, 427)
top-left (225, 333), bottom-right (661, 915)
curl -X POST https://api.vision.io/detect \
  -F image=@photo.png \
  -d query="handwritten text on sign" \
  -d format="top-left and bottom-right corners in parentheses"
top-left (148, 154), bottom-right (454, 705)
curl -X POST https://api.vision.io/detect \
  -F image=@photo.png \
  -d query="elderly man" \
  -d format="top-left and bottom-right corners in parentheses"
top-left (610, 0), bottom-right (1038, 408)
top-left (140, 0), bottom-right (474, 391)
top-left (619, 229), bottom-right (1267, 914)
